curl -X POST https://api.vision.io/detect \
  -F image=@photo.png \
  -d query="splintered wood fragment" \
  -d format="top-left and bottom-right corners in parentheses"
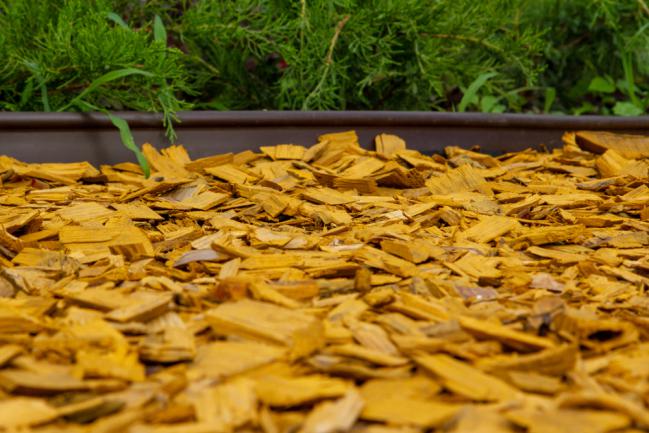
top-left (0, 369), bottom-right (89, 394)
top-left (458, 315), bottom-right (556, 352)
top-left (415, 354), bottom-right (519, 401)
top-left (11, 247), bottom-right (67, 267)
top-left (354, 246), bottom-right (418, 277)
top-left (180, 190), bottom-right (229, 210)
top-left (252, 192), bottom-right (290, 217)
top-left (190, 341), bottom-right (285, 379)
top-left (552, 308), bottom-right (638, 353)
top-left (173, 248), bottom-right (227, 267)
top-left (255, 375), bottom-right (350, 407)
top-left (459, 215), bottom-right (520, 243)
top-left (360, 376), bottom-right (457, 427)
top-left (0, 224), bottom-right (23, 252)
top-left (324, 343), bottom-right (409, 366)
top-left (191, 378), bottom-right (257, 428)
top-left (541, 193), bottom-right (603, 208)
top-left (506, 370), bottom-right (563, 394)
top-left (527, 245), bottom-right (584, 264)
top-left (185, 153), bottom-right (233, 172)
top-left (0, 397), bottom-right (60, 429)
top-left (374, 163), bottom-right (426, 188)
top-left (240, 254), bottom-right (302, 269)
top-left (205, 299), bottom-right (324, 359)
top-left (142, 143), bottom-right (192, 179)
top-left (111, 202), bottom-right (164, 220)
top-left (298, 390), bottom-right (364, 433)
top-left (380, 239), bottom-right (428, 263)
top-left (59, 224), bottom-right (154, 257)
top-left (302, 187), bottom-right (355, 205)
top-left (375, 133), bottom-right (406, 156)
top-left (13, 161), bottom-right (99, 184)
top-left (0, 209), bottom-right (39, 232)
top-left (510, 225), bottom-right (583, 248)
top-left (426, 164), bottom-right (486, 195)
top-left (506, 407), bottom-right (630, 433)
top-left (339, 157), bottom-right (385, 179)
top-left (205, 163), bottom-right (257, 184)
top-left (597, 149), bottom-right (648, 178)
top-left (0, 345), bottom-right (23, 367)
top-left (332, 177), bottom-right (377, 193)
top-left (139, 326), bottom-right (196, 363)
top-left (105, 291), bottom-right (173, 323)
top-left (57, 202), bottom-right (115, 222)
top-left (477, 345), bottom-right (578, 377)
top-left (260, 144), bottom-right (306, 160)
top-left (445, 253), bottom-right (501, 280)
top-left (574, 130), bottom-right (649, 158)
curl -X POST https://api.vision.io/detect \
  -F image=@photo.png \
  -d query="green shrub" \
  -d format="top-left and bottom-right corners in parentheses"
top-left (0, 0), bottom-right (191, 137)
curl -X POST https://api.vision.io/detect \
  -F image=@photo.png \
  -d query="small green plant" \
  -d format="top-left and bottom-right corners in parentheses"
top-left (0, 0), bottom-right (191, 172)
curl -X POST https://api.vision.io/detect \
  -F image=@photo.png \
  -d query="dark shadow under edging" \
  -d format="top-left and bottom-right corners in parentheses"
top-left (1, 111), bottom-right (648, 164)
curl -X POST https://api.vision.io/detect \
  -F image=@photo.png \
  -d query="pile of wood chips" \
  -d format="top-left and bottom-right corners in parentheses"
top-left (2, 129), bottom-right (649, 432)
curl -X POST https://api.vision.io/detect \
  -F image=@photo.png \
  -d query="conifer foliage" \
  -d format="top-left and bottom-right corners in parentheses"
top-left (1, 0), bottom-right (648, 118)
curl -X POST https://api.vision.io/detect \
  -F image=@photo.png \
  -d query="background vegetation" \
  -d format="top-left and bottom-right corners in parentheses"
top-left (1, 0), bottom-right (648, 124)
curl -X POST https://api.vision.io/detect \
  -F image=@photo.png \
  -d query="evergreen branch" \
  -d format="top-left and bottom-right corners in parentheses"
top-left (302, 14), bottom-right (350, 110)
top-left (420, 33), bottom-right (506, 56)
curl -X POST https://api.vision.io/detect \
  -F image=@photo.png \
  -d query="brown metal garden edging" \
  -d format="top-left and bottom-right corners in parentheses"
top-left (1, 111), bottom-right (648, 164)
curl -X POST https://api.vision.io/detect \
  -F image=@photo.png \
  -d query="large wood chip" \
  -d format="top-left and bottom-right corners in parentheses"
top-left (415, 354), bottom-right (519, 401)
top-left (298, 390), bottom-right (364, 433)
top-left (206, 299), bottom-right (324, 359)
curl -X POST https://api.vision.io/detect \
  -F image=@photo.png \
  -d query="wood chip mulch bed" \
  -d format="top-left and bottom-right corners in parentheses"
top-left (1, 130), bottom-right (649, 432)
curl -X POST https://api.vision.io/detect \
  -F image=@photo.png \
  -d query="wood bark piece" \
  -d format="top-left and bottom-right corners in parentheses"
top-left (3, 130), bottom-right (649, 431)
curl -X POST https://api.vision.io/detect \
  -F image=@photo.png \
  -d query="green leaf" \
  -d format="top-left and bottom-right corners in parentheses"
top-left (458, 72), bottom-right (498, 112)
top-left (106, 12), bottom-right (129, 29)
top-left (58, 68), bottom-right (154, 112)
top-left (39, 82), bottom-right (50, 112)
top-left (613, 101), bottom-right (644, 116)
top-left (153, 15), bottom-right (167, 45)
top-left (480, 95), bottom-right (499, 112)
top-left (543, 87), bottom-right (556, 113)
top-left (587, 76), bottom-right (615, 94)
top-left (107, 113), bottom-right (151, 178)
top-left (19, 79), bottom-right (34, 109)
top-left (621, 54), bottom-right (640, 106)
top-left (573, 102), bottom-right (595, 115)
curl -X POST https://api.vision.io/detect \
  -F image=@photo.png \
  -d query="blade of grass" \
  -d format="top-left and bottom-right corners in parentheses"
top-left (106, 12), bottom-right (129, 29)
top-left (39, 82), bottom-right (50, 112)
top-left (153, 15), bottom-right (167, 45)
top-left (57, 68), bottom-right (154, 112)
top-left (543, 87), bottom-right (556, 113)
top-left (621, 53), bottom-right (640, 107)
top-left (19, 79), bottom-right (34, 109)
top-left (77, 100), bottom-right (151, 177)
top-left (458, 72), bottom-right (498, 112)
top-left (107, 114), bottom-right (151, 178)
